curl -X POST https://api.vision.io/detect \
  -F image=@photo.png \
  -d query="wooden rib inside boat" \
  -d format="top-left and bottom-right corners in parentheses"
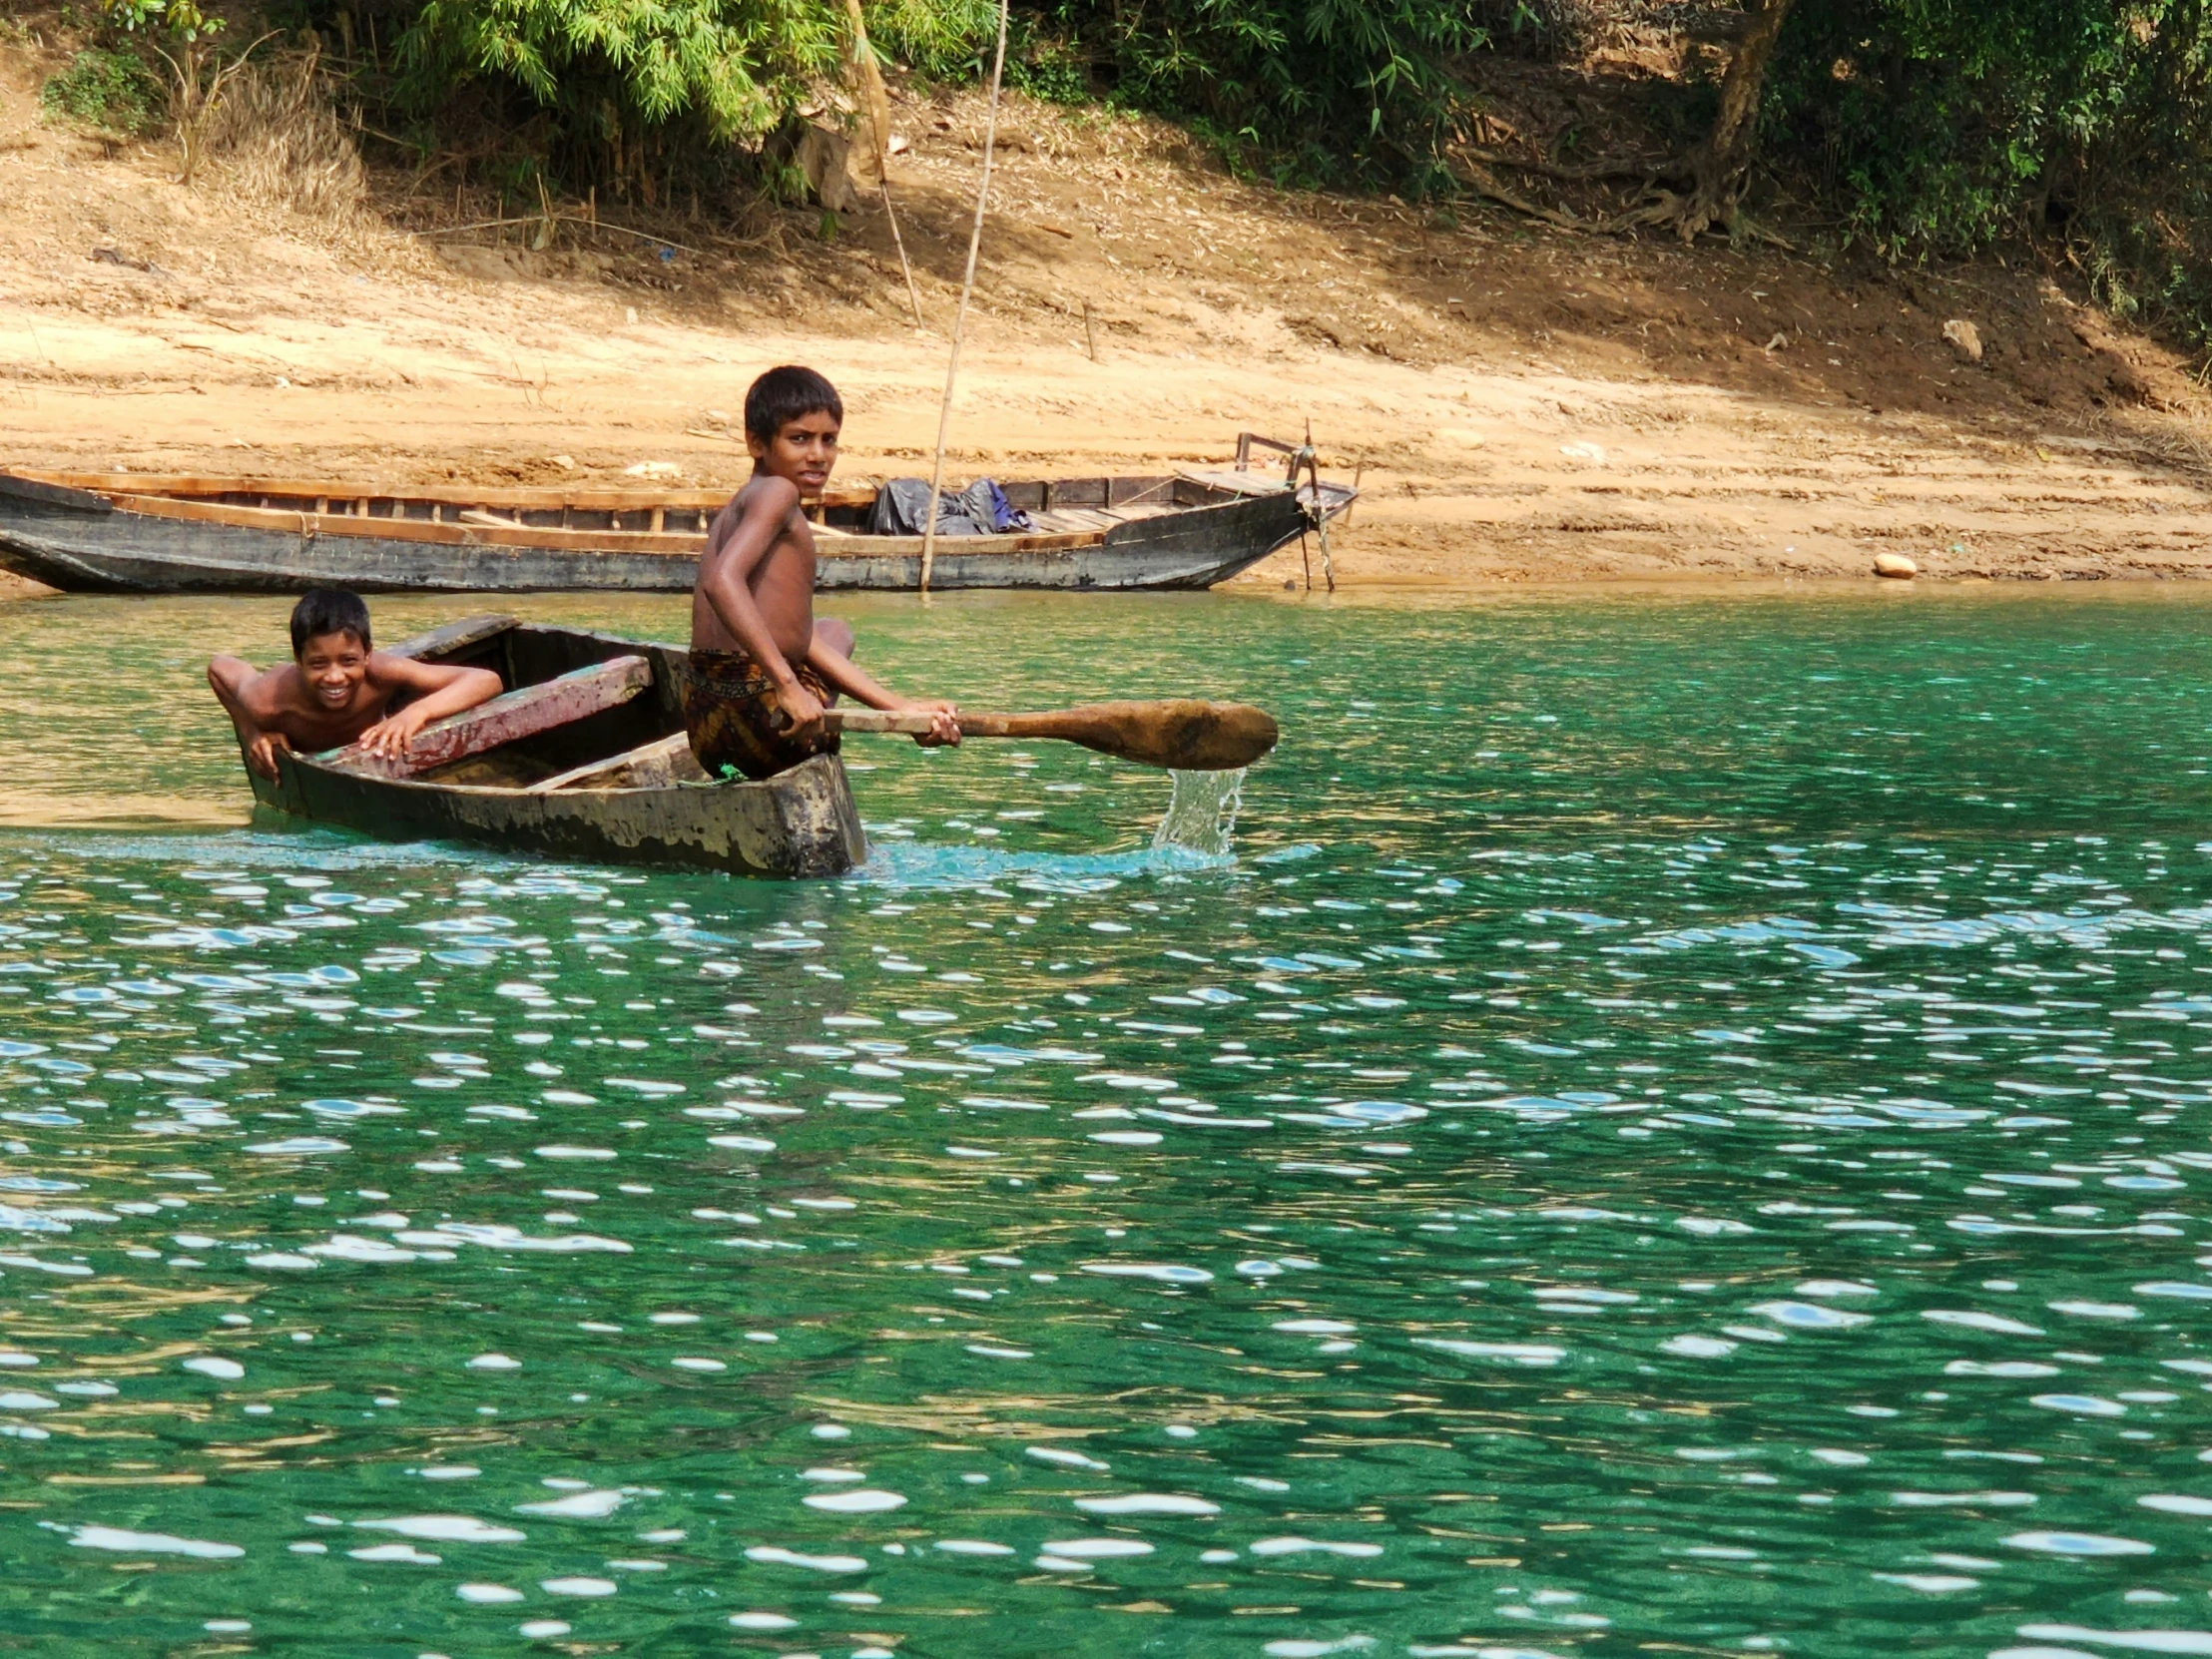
top-left (249, 615), bottom-right (866, 878)
top-left (0, 435), bottom-right (1355, 594)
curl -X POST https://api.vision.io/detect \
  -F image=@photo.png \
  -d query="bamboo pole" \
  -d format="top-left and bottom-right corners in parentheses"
top-left (918, 0), bottom-right (1010, 595)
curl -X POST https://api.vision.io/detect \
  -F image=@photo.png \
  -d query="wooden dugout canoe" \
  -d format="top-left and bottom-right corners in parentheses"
top-left (0, 443), bottom-right (1355, 595)
top-left (249, 614), bottom-right (867, 878)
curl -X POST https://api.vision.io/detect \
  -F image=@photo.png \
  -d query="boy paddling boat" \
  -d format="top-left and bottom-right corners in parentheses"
top-left (206, 368), bottom-right (1262, 822)
top-left (205, 367), bottom-right (956, 790)
top-left (686, 365), bottom-right (960, 779)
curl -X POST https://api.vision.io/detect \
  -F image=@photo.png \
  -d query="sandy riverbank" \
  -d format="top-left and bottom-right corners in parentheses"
top-left (5, 44), bottom-right (2212, 596)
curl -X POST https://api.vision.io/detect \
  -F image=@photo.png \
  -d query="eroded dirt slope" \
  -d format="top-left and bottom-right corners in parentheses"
top-left (5, 37), bottom-right (2212, 590)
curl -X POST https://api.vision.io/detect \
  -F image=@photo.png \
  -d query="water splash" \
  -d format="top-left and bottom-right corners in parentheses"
top-left (1152, 768), bottom-right (1246, 857)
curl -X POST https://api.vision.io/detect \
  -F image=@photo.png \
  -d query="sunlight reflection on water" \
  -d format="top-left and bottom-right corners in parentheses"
top-left (5, 589), bottom-right (2212, 1655)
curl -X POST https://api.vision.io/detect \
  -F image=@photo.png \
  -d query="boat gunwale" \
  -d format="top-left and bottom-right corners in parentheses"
top-left (13, 469), bottom-right (838, 513)
top-left (286, 750), bottom-right (742, 804)
top-left (10, 466), bottom-right (1299, 514)
top-left (79, 488), bottom-right (1128, 558)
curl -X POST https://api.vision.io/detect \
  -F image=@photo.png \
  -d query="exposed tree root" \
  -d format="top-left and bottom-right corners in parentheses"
top-left (1455, 146), bottom-right (1672, 186)
top-left (1456, 161), bottom-right (1593, 231)
top-left (1451, 0), bottom-right (1796, 249)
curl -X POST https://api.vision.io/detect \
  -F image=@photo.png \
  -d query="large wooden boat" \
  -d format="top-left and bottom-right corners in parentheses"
top-left (0, 437), bottom-right (1354, 595)
top-left (248, 614), bottom-right (866, 878)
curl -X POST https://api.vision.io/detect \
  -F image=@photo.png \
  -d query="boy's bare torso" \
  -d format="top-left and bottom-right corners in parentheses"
top-left (692, 479), bottom-right (817, 662)
top-left (244, 659), bottom-right (412, 750)
top-left (212, 618), bottom-right (505, 780)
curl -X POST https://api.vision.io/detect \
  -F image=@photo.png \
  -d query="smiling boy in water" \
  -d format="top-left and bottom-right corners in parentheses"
top-left (208, 587), bottom-right (503, 779)
top-left (685, 364), bottom-right (959, 780)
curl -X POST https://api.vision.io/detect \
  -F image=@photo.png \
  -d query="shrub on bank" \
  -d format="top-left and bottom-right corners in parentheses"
top-left (1769, 0), bottom-right (2212, 353)
top-left (40, 45), bottom-right (166, 137)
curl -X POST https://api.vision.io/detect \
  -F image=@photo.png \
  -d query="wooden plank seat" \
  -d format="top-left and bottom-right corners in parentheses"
top-left (1023, 502), bottom-right (1184, 534)
top-left (528, 731), bottom-right (707, 794)
top-left (1179, 468), bottom-right (1294, 498)
top-left (323, 654), bottom-right (653, 781)
top-left (1027, 507), bottom-right (1118, 533)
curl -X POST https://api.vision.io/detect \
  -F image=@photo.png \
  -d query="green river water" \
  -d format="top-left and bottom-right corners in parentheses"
top-left (2, 587), bottom-right (2211, 1658)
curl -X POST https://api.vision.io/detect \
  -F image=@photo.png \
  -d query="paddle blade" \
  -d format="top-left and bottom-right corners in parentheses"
top-left (1011, 700), bottom-right (1279, 771)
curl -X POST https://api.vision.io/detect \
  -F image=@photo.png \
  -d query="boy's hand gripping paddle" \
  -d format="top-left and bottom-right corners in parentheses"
top-left (826, 700), bottom-right (1278, 772)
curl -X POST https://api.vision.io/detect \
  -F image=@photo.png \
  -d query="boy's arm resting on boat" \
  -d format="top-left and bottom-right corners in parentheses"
top-left (353, 654), bottom-right (504, 759)
top-left (207, 655), bottom-right (293, 780)
top-left (806, 634), bottom-right (961, 748)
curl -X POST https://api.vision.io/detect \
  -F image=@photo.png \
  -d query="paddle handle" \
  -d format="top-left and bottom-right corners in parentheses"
top-left (816, 699), bottom-right (1278, 770)
top-left (827, 709), bottom-right (1017, 739)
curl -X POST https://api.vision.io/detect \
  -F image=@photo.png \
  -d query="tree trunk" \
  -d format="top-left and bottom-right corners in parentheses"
top-left (1674, 0), bottom-right (1794, 241)
top-left (174, 40), bottom-right (209, 185)
top-left (842, 0), bottom-right (892, 189)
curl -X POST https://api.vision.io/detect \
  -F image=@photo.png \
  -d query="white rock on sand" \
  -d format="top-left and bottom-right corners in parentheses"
top-left (1874, 551), bottom-right (1919, 579)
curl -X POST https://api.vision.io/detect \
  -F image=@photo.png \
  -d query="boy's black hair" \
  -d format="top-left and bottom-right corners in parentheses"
top-left (745, 364), bottom-right (842, 442)
top-left (289, 587), bottom-right (372, 657)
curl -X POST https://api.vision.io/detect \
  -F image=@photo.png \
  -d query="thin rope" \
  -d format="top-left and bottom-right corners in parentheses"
top-left (918, 0), bottom-right (1010, 595)
top-left (881, 180), bottom-right (922, 330)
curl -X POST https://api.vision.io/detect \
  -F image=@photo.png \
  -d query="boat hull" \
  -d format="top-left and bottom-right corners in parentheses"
top-left (0, 472), bottom-right (1329, 595)
top-left (252, 749), bottom-right (865, 878)
top-left (244, 620), bottom-right (867, 878)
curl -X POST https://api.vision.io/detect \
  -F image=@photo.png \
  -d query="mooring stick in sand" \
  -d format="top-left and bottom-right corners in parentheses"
top-left (824, 700), bottom-right (1277, 773)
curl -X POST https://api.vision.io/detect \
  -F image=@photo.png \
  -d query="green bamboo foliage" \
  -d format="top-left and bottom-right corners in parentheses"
top-left (862, 0), bottom-right (998, 79)
top-left (1046, 0), bottom-right (1486, 187)
top-left (384, 0), bottom-right (1482, 188)
top-left (394, 0), bottom-right (844, 142)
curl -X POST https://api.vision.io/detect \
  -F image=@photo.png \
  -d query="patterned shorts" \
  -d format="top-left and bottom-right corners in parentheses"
top-left (682, 649), bottom-right (839, 782)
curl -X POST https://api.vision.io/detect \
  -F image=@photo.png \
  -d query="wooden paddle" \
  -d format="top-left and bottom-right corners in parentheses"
top-left (824, 699), bottom-right (1278, 772)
